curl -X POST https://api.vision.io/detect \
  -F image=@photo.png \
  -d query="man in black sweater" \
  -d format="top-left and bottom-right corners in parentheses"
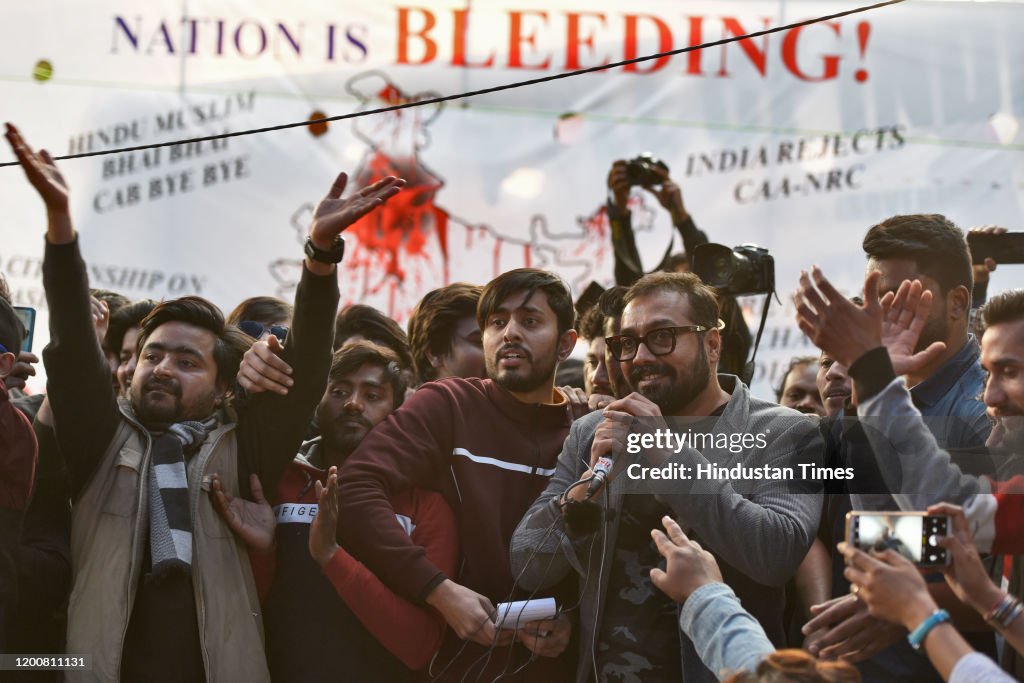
top-left (5, 122), bottom-right (402, 682)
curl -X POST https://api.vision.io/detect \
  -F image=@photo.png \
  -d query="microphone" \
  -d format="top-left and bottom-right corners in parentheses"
top-left (586, 454), bottom-right (614, 499)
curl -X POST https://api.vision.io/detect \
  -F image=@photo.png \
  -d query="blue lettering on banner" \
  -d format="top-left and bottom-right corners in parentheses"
top-left (111, 15), bottom-right (370, 63)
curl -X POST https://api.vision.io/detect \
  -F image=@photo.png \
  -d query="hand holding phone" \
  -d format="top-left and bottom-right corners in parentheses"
top-left (967, 231), bottom-right (1024, 265)
top-left (845, 511), bottom-right (950, 567)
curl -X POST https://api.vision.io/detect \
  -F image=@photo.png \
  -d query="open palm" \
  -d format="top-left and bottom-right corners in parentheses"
top-left (309, 466), bottom-right (340, 567)
top-left (308, 172), bottom-right (404, 245)
top-left (879, 279), bottom-right (946, 376)
top-left (211, 473), bottom-right (276, 553)
top-left (5, 123), bottom-right (69, 213)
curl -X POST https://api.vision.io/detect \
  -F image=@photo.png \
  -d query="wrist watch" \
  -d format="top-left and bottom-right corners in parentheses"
top-left (304, 235), bottom-right (345, 264)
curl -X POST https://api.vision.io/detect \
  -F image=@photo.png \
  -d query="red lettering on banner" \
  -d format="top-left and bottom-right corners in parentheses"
top-left (623, 14), bottom-right (672, 73)
top-left (781, 22), bottom-right (841, 81)
top-left (854, 22), bottom-right (871, 83)
top-left (686, 17), bottom-right (704, 75)
top-left (508, 11), bottom-right (552, 69)
top-left (397, 7), bottom-right (437, 64)
top-left (392, 7), bottom-right (869, 82)
top-left (566, 12), bottom-right (609, 70)
top-left (717, 17), bottom-right (770, 76)
top-left (452, 8), bottom-right (495, 67)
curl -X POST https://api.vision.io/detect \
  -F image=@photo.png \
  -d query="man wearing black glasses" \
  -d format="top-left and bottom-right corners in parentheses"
top-left (511, 271), bottom-right (823, 683)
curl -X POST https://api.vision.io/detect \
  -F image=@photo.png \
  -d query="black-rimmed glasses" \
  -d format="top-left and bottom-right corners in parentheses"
top-left (605, 325), bottom-right (709, 362)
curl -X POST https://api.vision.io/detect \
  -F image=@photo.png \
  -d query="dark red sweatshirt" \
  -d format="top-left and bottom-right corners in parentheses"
top-left (0, 379), bottom-right (36, 512)
top-left (337, 378), bottom-right (575, 682)
top-left (1, 378), bottom-right (38, 654)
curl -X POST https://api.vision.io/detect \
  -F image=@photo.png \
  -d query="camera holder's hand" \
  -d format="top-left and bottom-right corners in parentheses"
top-left (606, 159), bottom-right (631, 211)
top-left (644, 165), bottom-right (688, 226)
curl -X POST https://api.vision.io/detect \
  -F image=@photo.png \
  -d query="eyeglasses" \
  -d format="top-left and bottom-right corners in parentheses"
top-left (605, 325), bottom-right (709, 362)
top-left (0, 342), bottom-right (8, 354)
top-left (238, 321), bottom-right (289, 342)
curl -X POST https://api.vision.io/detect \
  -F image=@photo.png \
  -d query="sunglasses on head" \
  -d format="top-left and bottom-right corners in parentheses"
top-left (239, 321), bottom-right (289, 342)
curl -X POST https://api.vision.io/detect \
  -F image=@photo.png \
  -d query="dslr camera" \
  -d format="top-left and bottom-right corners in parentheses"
top-left (624, 154), bottom-right (669, 187)
top-left (692, 243), bottom-right (775, 296)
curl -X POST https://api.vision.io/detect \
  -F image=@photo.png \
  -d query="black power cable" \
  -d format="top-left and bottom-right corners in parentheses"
top-left (0, 0), bottom-right (904, 168)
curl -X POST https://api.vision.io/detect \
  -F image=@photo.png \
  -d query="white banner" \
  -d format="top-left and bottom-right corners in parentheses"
top-left (1, 0), bottom-right (1022, 398)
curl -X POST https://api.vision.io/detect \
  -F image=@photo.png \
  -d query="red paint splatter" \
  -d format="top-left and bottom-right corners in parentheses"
top-left (377, 84), bottom-right (408, 105)
top-left (346, 151), bottom-right (451, 285)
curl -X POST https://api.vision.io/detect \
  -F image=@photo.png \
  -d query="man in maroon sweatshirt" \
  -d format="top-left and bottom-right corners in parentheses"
top-left (338, 268), bottom-right (580, 682)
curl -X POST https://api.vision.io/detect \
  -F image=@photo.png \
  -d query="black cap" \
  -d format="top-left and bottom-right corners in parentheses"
top-left (0, 299), bottom-right (25, 355)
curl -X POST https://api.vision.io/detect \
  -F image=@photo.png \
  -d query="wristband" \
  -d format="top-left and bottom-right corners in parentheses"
top-left (985, 592), bottom-right (1024, 629)
top-left (907, 609), bottom-right (950, 650)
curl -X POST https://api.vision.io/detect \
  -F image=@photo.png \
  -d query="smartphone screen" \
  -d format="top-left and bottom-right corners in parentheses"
top-left (13, 307), bottom-right (35, 353)
top-left (846, 513), bottom-right (948, 566)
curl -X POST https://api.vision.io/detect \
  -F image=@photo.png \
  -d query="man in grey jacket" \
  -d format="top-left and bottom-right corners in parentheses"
top-left (510, 271), bottom-right (822, 683)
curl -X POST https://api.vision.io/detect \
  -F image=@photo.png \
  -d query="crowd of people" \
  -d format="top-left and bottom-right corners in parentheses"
top-left (2, 119), bottom-right (1023, 683)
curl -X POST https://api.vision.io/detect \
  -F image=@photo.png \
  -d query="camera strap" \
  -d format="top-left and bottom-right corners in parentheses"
top-left (741, 291), bottom-right (775, 386)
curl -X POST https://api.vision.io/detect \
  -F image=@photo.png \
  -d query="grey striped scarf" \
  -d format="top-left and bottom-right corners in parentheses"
top-left (148, 417), bottom-right (217, 578)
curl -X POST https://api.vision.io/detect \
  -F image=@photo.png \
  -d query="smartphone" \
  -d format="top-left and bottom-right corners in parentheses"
top-left (845, 511), bottom-right (950, 567)
top-left (967, 232), bottom-right (1024, 265)
top-left (13, 307), bottom-right (35, 352)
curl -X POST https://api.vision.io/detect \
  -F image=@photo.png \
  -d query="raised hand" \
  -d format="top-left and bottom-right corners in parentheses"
top-left (650, 516), bottom-right (723, 603)
top-left (794, 267), bottom-right (883, 369)
top-left (4, 123), bottom-right (69, 214)
top-left (968, 225), bottom-right (1006, 287)
top-left (879, 278), bottom-right (947, 376)
top-left (210, 472), bottom-right (276, 553)
top-left (309, 466), bottom-right (340, 568)
top-left (643, 165), bottom-right (687, 223)
top-left (928, 503), bottom-right (1003, 613)
top-left (606, 160), bottom-right (631, 211)
top-left (91, 297), bottom-right (110, 348)
top-left (308, 172), bottom-right (404, 250)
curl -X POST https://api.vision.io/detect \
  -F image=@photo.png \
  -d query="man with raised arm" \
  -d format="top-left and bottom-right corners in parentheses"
top-left (796, 268), bottom-right (1024, 676)
top-left (4, 122), bottom-right (402, 683)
